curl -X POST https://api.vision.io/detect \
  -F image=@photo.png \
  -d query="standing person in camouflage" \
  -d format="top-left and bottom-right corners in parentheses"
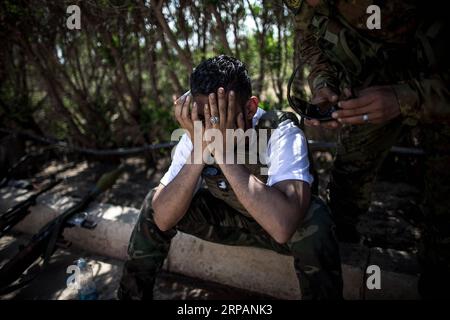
top-left (118, 55), bottom-right (343, 300)
top-left (284, 0), bottom-right (450, 298)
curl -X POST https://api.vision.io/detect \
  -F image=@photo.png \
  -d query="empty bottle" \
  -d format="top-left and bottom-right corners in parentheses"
top-left (76, 258), bottom-right (98, 300)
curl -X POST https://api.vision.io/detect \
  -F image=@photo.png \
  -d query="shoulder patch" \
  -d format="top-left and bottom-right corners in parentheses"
top-left (284, 0), bottom-right (303, 14)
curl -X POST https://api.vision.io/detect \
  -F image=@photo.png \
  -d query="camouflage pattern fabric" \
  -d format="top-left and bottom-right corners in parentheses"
top-left (328, 116), bottom-right (406, 240)
top-left (284, 0), bottom-right (450, 298)
top-left (118, 188), bottom-right (343, 300)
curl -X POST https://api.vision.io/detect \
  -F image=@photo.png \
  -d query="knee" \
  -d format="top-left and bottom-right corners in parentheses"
top-left (288, 197), bottom-right (337, 249)
top-left (140, 188), bottom-right (158, 219)
top-left (130, 188), bottom-right (174, 247)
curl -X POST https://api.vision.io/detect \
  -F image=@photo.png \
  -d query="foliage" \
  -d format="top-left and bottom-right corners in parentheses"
top-left (0, 0), bottom-right (294, 147)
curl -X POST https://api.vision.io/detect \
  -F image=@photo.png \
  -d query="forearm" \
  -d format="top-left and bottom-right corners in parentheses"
top-left (299, 31), bottom-right (339, 92)
top-left (217, 162), bottom-right (306, 243)
top-left (152, 152), bottom-right (204, 231)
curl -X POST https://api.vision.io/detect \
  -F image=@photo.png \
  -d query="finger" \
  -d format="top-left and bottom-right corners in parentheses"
top-left (237, 112), bottom-right (245, 130)
top-left (311, 96), bottom-right (324, 105)
top-left (191, 102), bottom-right (199, 122)
top-left (181, 94), bottom-right (191, 120)
top-left (358, 86), bottom-right (383, 95)
top-left (208, 92), bottom-right (219, 125)
top-left (369, 115), bottom-right (385, 124)
top-left (338, 94), bottom-right (374, 109)
top-left (172, 94), bottom-right (178, 104)
top-left (337, 113), bottom-right (380, 125)
top-left (321, 120), bottom-right (341, 129)
top-left (316, 87), bottom-right (338, 102)
top-left (342, 88), bottom-right (353, 99)
top-left (305, 118), bottom-right (320, 127)
top-left (217, 87), bottom-right (227, 127)
top-left (312, 87), bottom-right (338, 104)
top-left (174, 97), bottom-right (183, 121)
top-left (327, 89), bottom-right (339, 103)
top-left (204, 103), bottom-right (211, 130)
top-left (227, 90), bottom-right (236, 127)
top-left (332, 104), bottom-right (379, 119)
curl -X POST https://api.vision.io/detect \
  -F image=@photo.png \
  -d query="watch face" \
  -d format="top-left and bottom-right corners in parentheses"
top-left (202, 166), bottom-right (220, 177)
top-left (216, 179), bottom-right (229, 191)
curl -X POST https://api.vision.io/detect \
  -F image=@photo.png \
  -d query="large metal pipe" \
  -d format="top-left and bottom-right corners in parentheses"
top-left (1, 128), bottom-right (425, 157)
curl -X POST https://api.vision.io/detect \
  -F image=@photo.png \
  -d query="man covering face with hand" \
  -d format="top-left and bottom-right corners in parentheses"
top-left (117, 55), bottom-right (343, 300)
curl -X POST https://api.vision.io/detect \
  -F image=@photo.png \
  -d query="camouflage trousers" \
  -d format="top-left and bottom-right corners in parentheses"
top-left (118, 188), bottom-right (343, 300)
top-left (328, 116), bottom-right (450, 299)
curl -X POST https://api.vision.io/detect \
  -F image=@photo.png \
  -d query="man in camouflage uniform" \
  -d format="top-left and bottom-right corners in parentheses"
top-left (118, 55), bottom-right (343, 300)
top-left (284, 0), bottom-right (450, 298)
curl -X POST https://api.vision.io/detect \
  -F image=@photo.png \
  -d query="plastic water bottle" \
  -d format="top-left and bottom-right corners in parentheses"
top-left (76, 258), bottom-right (98, 300)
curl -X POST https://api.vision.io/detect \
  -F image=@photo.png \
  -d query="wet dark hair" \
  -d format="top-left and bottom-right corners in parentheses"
top-left (190, 55), bottom-right (252, 105)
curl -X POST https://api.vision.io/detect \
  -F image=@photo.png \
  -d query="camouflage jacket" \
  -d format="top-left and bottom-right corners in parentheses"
top-left (285, 0), bottom-right (450, 124)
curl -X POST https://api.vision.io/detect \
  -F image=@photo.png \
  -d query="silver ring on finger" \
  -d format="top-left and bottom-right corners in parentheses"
top-left (362, 114), bottom-right (369, 123)
top-left (210, 116), bottom-right (220, 125)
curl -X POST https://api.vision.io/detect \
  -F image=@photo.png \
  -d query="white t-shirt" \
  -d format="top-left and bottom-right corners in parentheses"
top-left (160, 108), bottom-right (313, 188)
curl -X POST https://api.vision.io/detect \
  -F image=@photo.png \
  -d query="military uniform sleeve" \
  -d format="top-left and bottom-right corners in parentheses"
top-left (392, 20), bottom-right (450, 124)
top-left (296, 27), bottom-right (339, 93)
top-left (393, 75), bottom-right (450, 124)
top-left (286, 0), bottom-right (339, 93)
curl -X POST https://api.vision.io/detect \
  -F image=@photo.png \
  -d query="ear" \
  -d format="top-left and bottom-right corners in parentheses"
top-left (244, 96), bottom-right (259, 120)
